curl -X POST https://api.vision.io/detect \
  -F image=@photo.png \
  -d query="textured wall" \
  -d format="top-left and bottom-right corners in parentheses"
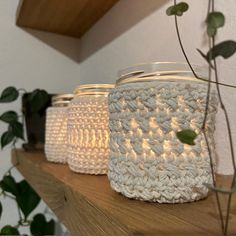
top-left (79, 0), bottom-right (236, 174)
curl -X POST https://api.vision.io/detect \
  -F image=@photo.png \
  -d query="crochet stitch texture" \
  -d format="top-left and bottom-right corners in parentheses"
top-left (45, 107), bottom-right (69, 164)
top-left (67, 95), bottom-right (110, 174)
top-left (108, 80), bottom-right (218, 203)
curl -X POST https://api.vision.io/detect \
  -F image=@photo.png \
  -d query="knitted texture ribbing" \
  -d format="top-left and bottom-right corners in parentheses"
top-left (108, 80), bottom-right (218, 203)
top-left (45, 107), bottom-right (69, 164)
top-left (67, 95), bottom-right (110, 175)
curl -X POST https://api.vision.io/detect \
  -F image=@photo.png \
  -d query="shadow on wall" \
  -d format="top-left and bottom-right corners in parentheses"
top-left (79, 0), bottom-right (168, 62)
top-left (16, 0), bottom-right (167, 63)
top-left (19, 28), bottom-right (81, 62)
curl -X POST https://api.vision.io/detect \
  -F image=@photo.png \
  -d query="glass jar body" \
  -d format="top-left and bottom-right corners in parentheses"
top-left (108, 63), bottom-right (218, 203)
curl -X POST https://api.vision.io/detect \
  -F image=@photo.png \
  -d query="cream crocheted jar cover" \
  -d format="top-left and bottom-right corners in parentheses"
top-left (45, 107), bottom-right (69, 164)
top-left (67, 95), bottom-right (110, 175)
top-left (108, 81), bottom-right (218, 203)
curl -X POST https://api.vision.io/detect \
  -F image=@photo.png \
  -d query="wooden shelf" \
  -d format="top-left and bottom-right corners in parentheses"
top-left (12, 149), bottom-right (236, 236)
top-left (16, 0), bottom-right (119, 38)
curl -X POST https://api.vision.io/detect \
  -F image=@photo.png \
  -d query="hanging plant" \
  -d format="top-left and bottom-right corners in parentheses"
top-left (0, 87), bottom-right (55, 236)
top-left (166, 1), bottom-right (236, 235)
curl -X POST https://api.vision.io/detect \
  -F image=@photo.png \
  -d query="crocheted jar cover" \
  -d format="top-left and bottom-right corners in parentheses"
top-left (108, 81), bottom-right (218, 203)
top-left (67, 95), bottom-right (110, 175)
top-left (45, 107), bottom-right (69, 164)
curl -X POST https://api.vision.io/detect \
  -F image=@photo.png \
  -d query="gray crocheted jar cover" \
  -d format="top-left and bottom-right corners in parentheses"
top-left (108, 80), bottom-right (218, 203)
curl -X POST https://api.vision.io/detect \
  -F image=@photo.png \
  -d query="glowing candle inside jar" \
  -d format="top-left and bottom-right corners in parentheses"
top-left (108, 62), bottom-right (218, 203)
top-left (67, 84), bottom-right (114, 175)
top-left (45, 94), bottom-right (74, 164)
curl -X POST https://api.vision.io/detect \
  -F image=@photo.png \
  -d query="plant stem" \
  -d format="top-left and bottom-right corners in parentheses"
top-left (212, 40), bottom-right (236, 235)
top-left (173, 0), bottom-right (225, 232)
top-left (211, 0), bottom-right (235, 234)
top-left (173, 0), bottom-right (236, 90)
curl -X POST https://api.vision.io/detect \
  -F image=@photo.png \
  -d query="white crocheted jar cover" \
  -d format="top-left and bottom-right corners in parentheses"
top-left (45, 107), bottom-right (69, 164)
top-left (108, 80), bottom-right (218, 203)
top-left (67, 95), bottom-right (110, 175)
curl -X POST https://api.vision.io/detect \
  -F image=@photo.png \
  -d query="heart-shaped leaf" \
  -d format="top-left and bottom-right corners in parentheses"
top-left (16, 180), bottom-right (41, 219)
top-left (0, 175), bottom-right (18, 196)
top-left (28, 89), bottom-right (49, 113)
top-left (176, 129), bottom-right (198, 145)
top-left (198, 40), bottom-right (236, 62)
top-left (0, 225), bottom-right (20, 235)
top-left (8, 122), bottom-right (24, 140)
top-left (0, 111), bottom-right (18, 123)
top-left (30, 214), bottom-right (55, 236)
top-left (207, 12), bottom-right (225, 28)
top-left (0, 87), bottom-right (19, 103)
top-left (1, 131), bottom-right (15, 149)
top-left (206, 12), bottom-right (225, 37)
top-left (166, 2), bottom-right (189, 16)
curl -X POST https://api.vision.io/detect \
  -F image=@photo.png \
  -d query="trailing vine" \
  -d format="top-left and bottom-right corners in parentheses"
top-left (166, 1), bottom-right (236, 235)
top-left (0, 87), bottom-right (55, 236)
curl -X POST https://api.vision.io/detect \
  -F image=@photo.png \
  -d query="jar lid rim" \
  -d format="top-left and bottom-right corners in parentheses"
top-left (52, 94), bottom-right (74, 102)
top-left (117, 62), bottom-right (207, 85)
top-left (74, 84), bottom-right (114, 95)
top-left (52, 100), bottom-right (71, 107)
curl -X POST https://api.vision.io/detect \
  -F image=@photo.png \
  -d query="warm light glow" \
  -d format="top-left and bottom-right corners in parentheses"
top-left (45, 94), bottom-right (73, 163)
top-left (67, 84), bottom-right (114, 175)
top-left (108, 64), bottom-right (218, 203)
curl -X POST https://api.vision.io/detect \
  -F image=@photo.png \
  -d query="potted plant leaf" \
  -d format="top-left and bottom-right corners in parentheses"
top-left (0, 86), bottom-right (53, 150)
top-left (0, 86), bottom-right (55, 235)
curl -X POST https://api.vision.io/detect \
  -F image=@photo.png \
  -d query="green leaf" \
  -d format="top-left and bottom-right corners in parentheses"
top-left (207, 12), bottom-right (225, 28)
top-left (0, 111), bottom-right (18, 123)
top-left (0, 87), bottom-right (19, 103)
top-left (8, 121), bottom-right (24, 140)
top-left (28, 89), bottom-right (49, 113)
top-left (198, 40), bottom-right (236, 62)
top-left (1, 131), bottom-right (15, 149)
top-left (0, 175), bottom-right (18, 196)
top-left (207, 40), bottom-right (236, 60)
top-left (16, 180), bottom-right (41, 219)
top-left (207, 26), bottom-right (217, 37)
top-left (0, 202), bottom-right (2, 219)
top-left (0, 225), bottom-right (20, 235)
top-left (30, 214), bottom-right (55, 236)
top-left (166, 2), bottom-right (189, 16)
top-left (176, 129), bottom-right (198, 145)
top-left (206, 12), bottom-right (225, 37)
top-left (0, 178), bottom-right (41, 220)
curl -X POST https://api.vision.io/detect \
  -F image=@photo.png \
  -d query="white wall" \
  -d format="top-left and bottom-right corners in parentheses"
top-left (79, 0), bottom-right (236, 175)
top-left (0, 0), bottom-right (80, 234)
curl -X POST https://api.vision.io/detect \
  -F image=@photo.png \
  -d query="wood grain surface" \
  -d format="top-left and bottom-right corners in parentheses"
top-left (12, 149), bottom-right (236, 236)
top-left (16, 0), bottom-right (119, 38)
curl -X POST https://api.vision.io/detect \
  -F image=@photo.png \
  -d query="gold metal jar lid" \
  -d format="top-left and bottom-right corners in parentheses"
top-left (74, 84), bottom-right (115, 96)
top-left (116, 62), bottom-right (207, 86)
top-left (52, 94), bottom-right (74, 107)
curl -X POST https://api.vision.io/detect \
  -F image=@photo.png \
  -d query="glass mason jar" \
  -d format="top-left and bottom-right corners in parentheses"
top-left (67, 84), bottom-right (114, 175)
top-left (45, 94), bottom-right (74, 163)
top-left (108, 62), bottom-right (218, 203)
